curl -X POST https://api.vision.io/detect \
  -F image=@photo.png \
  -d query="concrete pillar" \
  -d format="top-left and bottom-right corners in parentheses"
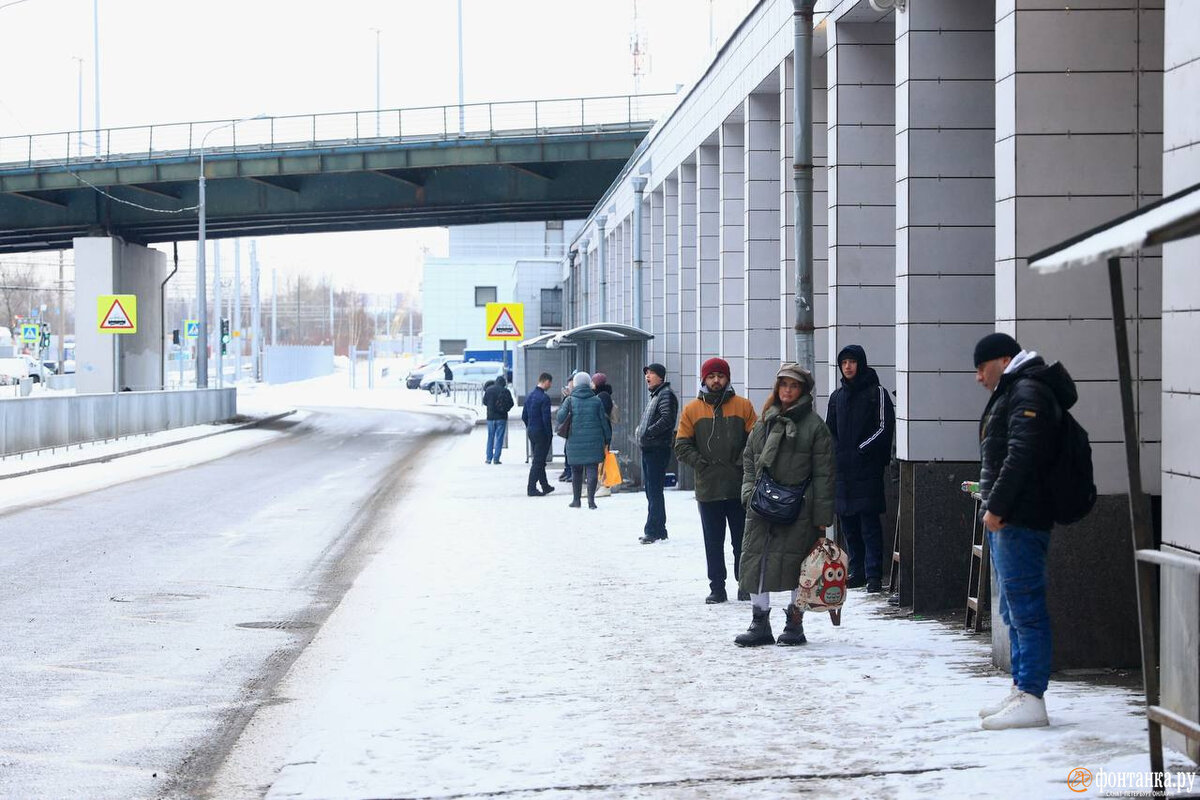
top-left (595, 215), bottom-right (607, 320)
top-left (719, 118), bottom-right (746, 387)
top-left (697, 141), bottom-right (721, 373)
top-left (663, 176), bottom-right (681, 383)
top-left (1159, 0), bottom-right (1196, 762)
top-left (650, 186), bottom-right (665, 362)
top-left (826, 20), bottom-right (896, 399)
top-left (744, 90), bottom-right (783, 402)
top-left (990, 1), bottom-right (1161, 670)
top-left (677, 160), bottom-right (699, 394)
top-left (74, 237), bottom-right (168, 394)
top-left (891, 1), bottom-right (996, 614)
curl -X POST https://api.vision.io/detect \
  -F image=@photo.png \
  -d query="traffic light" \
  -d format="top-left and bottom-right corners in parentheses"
top-left (39, 322), bottom-right (50, 349)
top-left (172, 329), bottom-right (181, 346)
top-left (220, 318), bottom-right (230, 355)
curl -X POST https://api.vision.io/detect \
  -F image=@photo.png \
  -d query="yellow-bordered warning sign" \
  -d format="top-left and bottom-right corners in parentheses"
top-left (97, 294), bottom-right (138, 334)
top-left (485, 302), bottom-right (524, 341)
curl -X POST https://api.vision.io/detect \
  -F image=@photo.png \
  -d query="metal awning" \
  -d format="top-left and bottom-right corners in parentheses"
top-left (520, 323), bottom-right (653, 349)
top-left (1029, 180), bottom-right (1200, 272)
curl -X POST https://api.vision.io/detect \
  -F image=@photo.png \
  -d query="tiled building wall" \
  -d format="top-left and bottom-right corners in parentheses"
top-left (677, 161), bottom-right (699, 394)
top-left (720, 118), bottom-right (747, 386)
top-left (745, 90), bottom-right (783, 398)
top-left (697, 142), bottom-right (721, 372)
top-left (664, 177), bottom-right (682, 384)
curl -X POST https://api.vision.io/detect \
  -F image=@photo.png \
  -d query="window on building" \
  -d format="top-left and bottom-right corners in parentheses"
top-left (439, 339), bottom-right (467, 355)
top-left (474, 286), bottom-right (497, 307)
top-left (541, 288), bottom-right (563, 330)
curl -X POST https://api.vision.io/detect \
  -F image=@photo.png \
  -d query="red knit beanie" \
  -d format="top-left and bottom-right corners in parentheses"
top-left (700, 357), bottom-right (730, 379)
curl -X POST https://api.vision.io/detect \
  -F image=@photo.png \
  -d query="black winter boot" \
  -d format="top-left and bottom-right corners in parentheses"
top-left (776, 604), bottom-right (807, 646)
top-left (734, 607), bottom-right (774, 647)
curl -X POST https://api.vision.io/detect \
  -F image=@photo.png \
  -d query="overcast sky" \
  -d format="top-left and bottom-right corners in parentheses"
top-left (0, 0), bottom-right (754, 294)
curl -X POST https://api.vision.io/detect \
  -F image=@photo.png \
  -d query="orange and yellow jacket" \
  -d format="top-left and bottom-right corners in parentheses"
top-left (674, 387), bottom-right (757, 502)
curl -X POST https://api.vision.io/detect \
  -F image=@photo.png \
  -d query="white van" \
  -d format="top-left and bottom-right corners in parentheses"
top-left (420, 360), bottom-right (505, 393)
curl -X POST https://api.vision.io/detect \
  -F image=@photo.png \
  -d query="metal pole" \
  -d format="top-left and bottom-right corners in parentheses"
top-left (631, 175), bottom-right (647, 329)
top-left (372, 27), bottom-right (382, 137)
top-left (792, 0), bottom-right (816, 372)
top-left (250, 241), bottom-right (261, 381)
top-left (214, 242), bottom-right (223, 389)
top-left (73, 56), bottom-right (83, 158)
top-left (457, 0), bottom-right (465, 135)
top-left (271, 268), bottom-right (277, 346)
top-left (596, 215), bottom-right (608, 320)
top-left (329, 284), bottom-right (335, 348)
top-left (197, 159), bottom-right (209, 388)
top-left (579, 237), bottom-right (591, 325)
top-left (234, 238), bottom-right (242, 383)
top-left (1108, 256), bottom-right (1163, 779)
top-left (92, 0), bottom-right (100, 156)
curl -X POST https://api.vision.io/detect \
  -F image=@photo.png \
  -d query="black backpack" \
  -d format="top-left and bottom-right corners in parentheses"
top-left (1049, 405), bottom-right (1097, 525)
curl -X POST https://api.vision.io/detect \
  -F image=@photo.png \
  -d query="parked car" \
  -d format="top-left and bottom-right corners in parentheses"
top-left (420, 360), bottom-right (505, 393)
top-left (406, 356), bottom-right (463, 389)
top-left (0, 355), bottom-right (44, 385)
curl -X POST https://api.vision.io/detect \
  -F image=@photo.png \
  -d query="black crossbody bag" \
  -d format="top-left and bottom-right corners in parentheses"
top-left (749, 421), bottom-right (811, 525)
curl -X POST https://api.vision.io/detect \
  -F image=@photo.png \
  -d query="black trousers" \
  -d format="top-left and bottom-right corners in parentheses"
top-left (527, 431), bottom-right (551, 492)
top-left (698, 497), bottom-right (745, 591)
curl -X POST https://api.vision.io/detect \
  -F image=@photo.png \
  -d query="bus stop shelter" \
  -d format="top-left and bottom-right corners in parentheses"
top-left (518, 323), bottom-right (652, 487)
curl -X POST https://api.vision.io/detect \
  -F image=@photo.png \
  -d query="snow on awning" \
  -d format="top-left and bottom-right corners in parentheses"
top-left (1028, 181), bottom-right (1200, 273)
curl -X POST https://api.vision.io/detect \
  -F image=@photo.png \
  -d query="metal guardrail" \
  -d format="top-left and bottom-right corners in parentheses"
top-left (0, 93), bottom-right (676, 171)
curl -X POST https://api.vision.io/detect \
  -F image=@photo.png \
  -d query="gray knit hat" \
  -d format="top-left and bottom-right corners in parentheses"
top-left (573, 371), bottom-right (592, 388)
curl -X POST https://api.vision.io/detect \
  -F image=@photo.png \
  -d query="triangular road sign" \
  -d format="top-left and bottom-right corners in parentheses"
top-left (100, 298), bottom-right (135, 330)
top-left (488, 307), bottom-right (521, 338)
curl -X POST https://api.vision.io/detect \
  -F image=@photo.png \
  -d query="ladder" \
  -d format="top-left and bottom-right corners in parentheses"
top-left (964, 489), bottom-right (989, 632)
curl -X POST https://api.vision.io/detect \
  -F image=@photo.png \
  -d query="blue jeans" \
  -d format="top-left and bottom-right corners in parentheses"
top-left (486, 419), bottom-right (507, 463)
top-left (988, 525), bottom-right (1052, 697)
top-left (839, 513), bottom-right (884, 581)
top-left (641, 447), bottom-right (670, 538)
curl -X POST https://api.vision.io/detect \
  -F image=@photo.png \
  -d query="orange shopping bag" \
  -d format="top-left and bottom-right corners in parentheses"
top-left (603, 448), bottom-right (622, 488)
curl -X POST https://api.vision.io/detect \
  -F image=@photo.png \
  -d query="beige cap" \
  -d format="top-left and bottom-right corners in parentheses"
top-left (775, 362), bottom-right (814, 394)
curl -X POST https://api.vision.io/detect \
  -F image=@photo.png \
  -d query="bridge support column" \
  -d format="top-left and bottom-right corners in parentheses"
top-left (74, 237), bottom-right (168, 394)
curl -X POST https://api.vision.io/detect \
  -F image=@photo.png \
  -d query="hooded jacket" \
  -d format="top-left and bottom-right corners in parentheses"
top-left (483, 375), bottom-right (514, 421)
top-left (825, 345), bottom-right (895, 516)
top-left (738, 394), bottom-right (836, 594)
top-left (556, 384), bottom-right (611, 466)
top-left (979, 351), bottom-right (1075, 531)
top-left (675, 385), bottom-right (757, 502)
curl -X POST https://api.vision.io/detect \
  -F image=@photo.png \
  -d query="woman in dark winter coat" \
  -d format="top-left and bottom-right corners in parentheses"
top-left (735, 362), bottom-right (835, 647)
top-left (556, 371), bottom-right (612, 509)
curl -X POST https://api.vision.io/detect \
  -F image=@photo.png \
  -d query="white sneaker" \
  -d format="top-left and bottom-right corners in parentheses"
top-left (595, 485), bottom-right (611, 497)
top-left (980, 691), bottom-right (1049, 730)
top-left (979, 685), bottom-right (1022, 718)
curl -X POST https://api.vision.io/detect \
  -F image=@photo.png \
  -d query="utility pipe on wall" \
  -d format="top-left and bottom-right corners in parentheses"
top-left (631, 176), bottom-right (648, 329)
top-left (792, 0), bottom-right (816, 371)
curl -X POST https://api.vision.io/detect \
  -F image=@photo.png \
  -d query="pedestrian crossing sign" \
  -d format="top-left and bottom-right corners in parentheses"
top-left (20, 323), bottom-right (38, 343)
top-left (97, 294), bottom-right (138, 334)
top-left (485, 302), bottom-right (524, 341)
top-left (184, 319), bottom-right (199, 340)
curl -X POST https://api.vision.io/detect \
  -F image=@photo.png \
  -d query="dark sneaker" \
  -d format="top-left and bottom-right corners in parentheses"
top-left (638, 534), bottom-right (667, 544)
top-left (846, 573), bottom-right (866, 589)
top-left (527, 488), bottom-right (544, 497)
top-left (540, 485), bottom-right (555, 495)
top-left (737, 589), bottom-right (751, 602)
top-left (866, 579), bottom-right (883, 594)
top-left (705, 589), bottom-right (728, 604)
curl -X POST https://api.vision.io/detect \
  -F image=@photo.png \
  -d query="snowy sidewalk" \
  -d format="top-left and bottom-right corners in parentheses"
top-left (210, 420), bottom-right (1193, 800)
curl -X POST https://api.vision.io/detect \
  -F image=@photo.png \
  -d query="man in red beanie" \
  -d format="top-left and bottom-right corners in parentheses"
top-left (675, 357), bottom-right (758, 602)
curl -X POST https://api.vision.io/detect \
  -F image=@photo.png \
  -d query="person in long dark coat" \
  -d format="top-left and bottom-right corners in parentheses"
top-left (825, 344), bottom-right (895, 593)
top-left (735, 363), bottom-right (835, 647)
top-left (556, 371), bottom-right (611, 509)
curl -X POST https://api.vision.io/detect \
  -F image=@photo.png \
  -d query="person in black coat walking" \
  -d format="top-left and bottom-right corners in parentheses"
top-left (521, 372), bottom-right (556, 496)
top-left (825, 344), bottom-right (895, 593)
top-left (483, 375), bottom-right (514, 464)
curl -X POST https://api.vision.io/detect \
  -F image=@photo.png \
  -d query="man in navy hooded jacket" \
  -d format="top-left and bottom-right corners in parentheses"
top-left (825, 345), bottom-right (895, 593)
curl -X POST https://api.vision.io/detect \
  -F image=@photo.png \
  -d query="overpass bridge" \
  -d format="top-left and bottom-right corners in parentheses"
top-left (0, 94), bottom-right (673, 254)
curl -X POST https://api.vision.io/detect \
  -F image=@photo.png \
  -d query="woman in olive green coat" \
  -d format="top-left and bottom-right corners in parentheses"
top-left (735, 362), bottom-right (835, 647)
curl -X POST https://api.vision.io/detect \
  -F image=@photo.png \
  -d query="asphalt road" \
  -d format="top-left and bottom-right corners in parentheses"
top-left (0, 406), bottom-right (467, 800)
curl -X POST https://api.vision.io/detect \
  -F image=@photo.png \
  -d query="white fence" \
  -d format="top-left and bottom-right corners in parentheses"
top-left (0, 388), bottom-right (236, 457)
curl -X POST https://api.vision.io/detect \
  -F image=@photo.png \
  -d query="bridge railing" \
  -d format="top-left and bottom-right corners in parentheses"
top-left (0, 93), bottom-right (676, 171)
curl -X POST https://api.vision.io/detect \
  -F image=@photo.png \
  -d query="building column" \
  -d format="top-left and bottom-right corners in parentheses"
top-left (677, 160), bottom-right (698, 393)
top-left (663, 175), bottom-right (681, 383)
top-left (697, 141), bottom-right (721, 372)
top-left (649, 186), bottom-right (665, 362)
top-left (719, 118), bottom-right (746, 386)
top-left (744, 90), bottom-right (782, 400)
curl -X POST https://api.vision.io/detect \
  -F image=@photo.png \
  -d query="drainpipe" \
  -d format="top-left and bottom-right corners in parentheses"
top-left (579, 237), bottom-right (591, 325)
top-left (595, 215), bottom-right (608, 321)
top-left (793, 0), bottom-right (816, 372)
top-left (631, 176), bottom-right (648, 329)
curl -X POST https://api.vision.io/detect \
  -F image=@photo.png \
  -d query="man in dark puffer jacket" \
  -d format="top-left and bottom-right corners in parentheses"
top-left (636, 363), bottom-right (679, 544)
top-left (825, 344), bottom-right (894, 593)
top-left (974, 332), bottom-right (1076, 732)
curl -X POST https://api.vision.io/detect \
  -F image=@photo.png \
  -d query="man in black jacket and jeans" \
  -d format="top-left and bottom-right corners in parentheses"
top-left (974, 332), bottom-right (1076, 731)
top-left (636, 363), bottom-right (679, 544)
top-left (826, 345), bottom-right (894, 593)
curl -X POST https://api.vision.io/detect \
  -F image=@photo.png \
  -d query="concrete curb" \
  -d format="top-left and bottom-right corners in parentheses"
top-left (0, 409), bottom-right (299, 481)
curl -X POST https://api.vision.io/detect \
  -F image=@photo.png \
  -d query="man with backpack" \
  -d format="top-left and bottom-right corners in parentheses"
top-left (973, 332), bottom-right (1091, 731)
top-left (483, 374), bottom-right (515, 465)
